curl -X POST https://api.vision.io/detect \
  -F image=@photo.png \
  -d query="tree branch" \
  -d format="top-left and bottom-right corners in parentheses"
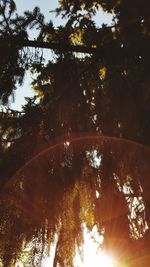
top-left (21, 39), bottom-right (98, 54)
top-left (1, 35), bottom-right (150, 57)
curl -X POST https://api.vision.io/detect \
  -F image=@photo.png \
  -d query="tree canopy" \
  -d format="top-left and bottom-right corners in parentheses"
top-left (0, 0), bottom-right (150, 266)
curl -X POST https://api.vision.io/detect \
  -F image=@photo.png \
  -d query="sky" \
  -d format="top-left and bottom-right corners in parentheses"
top-left (15, 0), bottom-right (64, 27)
top-left (9, 0), bottom-right (113, 110)
top-left (8, 0), bottom-right (64, 110)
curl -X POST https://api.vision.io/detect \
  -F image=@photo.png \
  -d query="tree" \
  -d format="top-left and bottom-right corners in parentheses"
top-left (0, 0), bottom-right (150, 266)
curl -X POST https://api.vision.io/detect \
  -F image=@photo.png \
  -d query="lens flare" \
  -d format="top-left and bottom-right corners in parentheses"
top-left (41, 224), bottom-right (117, 267)
top-left (74, 224), bottom-right (116, 267)
top-left (79, 251), bottom-right (115, 267)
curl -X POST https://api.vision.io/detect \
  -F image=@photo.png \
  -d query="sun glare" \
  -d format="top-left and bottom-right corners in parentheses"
top-left (74, 224), bottom-right (116, 267)
top-left (77, 250), bottom-right (115, 267)
top-left (43, 252), bottom-right (116, 267)
top-left (87, 251), bottom-right (115, 267)
top-left (42, 224), bottom-right (117, 267)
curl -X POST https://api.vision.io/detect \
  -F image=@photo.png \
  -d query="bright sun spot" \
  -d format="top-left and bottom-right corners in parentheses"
top-left (79, 251), bottom-right (115, 267)
top-left (42, 224), bottom-right (117, 267)
top-left (74, 224), bottom-right (116, 267)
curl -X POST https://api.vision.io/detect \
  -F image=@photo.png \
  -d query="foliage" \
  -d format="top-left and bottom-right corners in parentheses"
top-left (0, 0), bottom-right (150, 266)
top-left (1, 137), bottom-right (150, 266)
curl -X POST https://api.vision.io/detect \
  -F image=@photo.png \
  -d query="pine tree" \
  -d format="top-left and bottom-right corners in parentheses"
top-left (0, 1), bottom-right (150, 266)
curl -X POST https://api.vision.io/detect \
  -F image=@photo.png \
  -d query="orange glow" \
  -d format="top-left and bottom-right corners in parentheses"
top-left (74, 224), bottom-right (117, 267)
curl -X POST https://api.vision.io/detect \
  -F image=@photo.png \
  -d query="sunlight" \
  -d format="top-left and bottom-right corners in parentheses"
top-left (43, 251), bottom-right (116, 267)
top-left (74, 224), bottom-right (116, 267)
top-left (77, 250), bottom-right (116, 267)
top-left (42, 224), bottom-right (117, 267)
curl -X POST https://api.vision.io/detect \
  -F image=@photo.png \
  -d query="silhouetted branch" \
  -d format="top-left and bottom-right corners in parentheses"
top-left (21, 39), bottom-right (98, 54)
top-left (1, 36), bottom-right (149, 58)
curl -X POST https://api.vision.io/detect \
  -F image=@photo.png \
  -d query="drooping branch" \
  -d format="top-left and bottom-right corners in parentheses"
top-left (18, 39), bottom-right (150, 58)
top-left (1, 36), bottom-right (150, 59)
top-left (21, 39), bottom-right (97, 54)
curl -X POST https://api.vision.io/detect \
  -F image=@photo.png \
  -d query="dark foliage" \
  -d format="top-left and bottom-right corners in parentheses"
top-left (0, 0), bottom-right (150, 266)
